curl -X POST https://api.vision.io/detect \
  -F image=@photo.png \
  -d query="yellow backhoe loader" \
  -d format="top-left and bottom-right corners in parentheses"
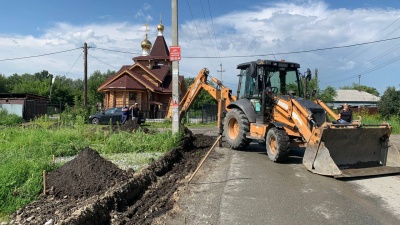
top-left (167, 60), bottom-right (400, 178)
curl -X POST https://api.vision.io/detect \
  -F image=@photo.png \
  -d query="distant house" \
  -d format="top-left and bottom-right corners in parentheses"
top-left (97, 21), bottom-right (186, 119)
top-left (330, 90), bottom-right (380, 114)
top-left (0, 93), bottom-right (48, 120)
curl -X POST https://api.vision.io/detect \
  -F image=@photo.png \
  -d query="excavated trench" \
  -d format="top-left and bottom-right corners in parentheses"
top-left (11, 127), bottom-right (216, 225)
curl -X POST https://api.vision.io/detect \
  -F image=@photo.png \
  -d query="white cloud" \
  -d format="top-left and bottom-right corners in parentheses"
top-left (178, 0), bottom-right (400, 94)
top-left (1, 0), bottom-right (400, 95)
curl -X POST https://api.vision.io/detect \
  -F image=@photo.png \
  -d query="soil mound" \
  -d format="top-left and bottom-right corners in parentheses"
top-left (120, 119), bottom-right (140, 132)
top-left (101, 119), bottom-right (150, 133)
top-left (11, 130), bottom-right (216, 225)
top-left (46, 147), bottom-right (130, 199)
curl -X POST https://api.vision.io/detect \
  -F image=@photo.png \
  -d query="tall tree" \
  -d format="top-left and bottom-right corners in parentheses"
top-left (9, 71), bottom-right (53, 97)
top-left (319, 85), bottom-right (337, 102)
top-left (184, 77), bottom-right (217, 110)
top-left (378, 86), bottom-right (400, 118)
top-left (33, 70), bottom-right (52, 81)
top-left (0, 74), bottom-right (8, 93)
top-left (49, 76), bottom-right (80, 104)
top-left (6, 73), bottom-right (22, 90)
top-left (340, 82), bottom-right (379, 96)
top-left (87, 70), bottom-right (114, 105)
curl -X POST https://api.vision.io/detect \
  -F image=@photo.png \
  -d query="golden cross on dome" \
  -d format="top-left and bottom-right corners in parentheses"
top-left (144, 23), bottom-right (149, 36)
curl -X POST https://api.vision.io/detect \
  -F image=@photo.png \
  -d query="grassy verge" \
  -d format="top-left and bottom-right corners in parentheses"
top-left (143, 121), bottom-right (218, 129)
top-left (354, 113), bottom-right (400, 134)
top-left (0, 119), bottom-right (182, 217)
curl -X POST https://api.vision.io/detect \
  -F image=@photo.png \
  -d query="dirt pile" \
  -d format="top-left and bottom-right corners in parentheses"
top-left (102, 119), bottom-right (150, 133)
top-left (11, 129), bottom-right (216, 225)
top-left (46, 147), bottom-right (131, 199)
top-left (120, 119), bottom-right (140, 132)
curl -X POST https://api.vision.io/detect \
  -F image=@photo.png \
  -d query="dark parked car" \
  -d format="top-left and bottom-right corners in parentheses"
top-left (89, 107), bottom-right (145, 125)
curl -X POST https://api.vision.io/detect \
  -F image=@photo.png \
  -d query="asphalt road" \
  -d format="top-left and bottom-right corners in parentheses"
top-left (161, 129), bottom-right (400, 225)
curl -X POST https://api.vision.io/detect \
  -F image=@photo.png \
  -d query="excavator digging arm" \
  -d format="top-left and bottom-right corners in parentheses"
top-left (166, 68), bottom-right (236, 125)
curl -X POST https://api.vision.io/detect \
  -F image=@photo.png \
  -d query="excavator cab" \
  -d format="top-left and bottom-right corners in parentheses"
top-left (227, 59), bottom-right (400, 178)
top-left (236, 59), bottom-right (302, 124)
top-left (171, 62), bottom-right (400, 178)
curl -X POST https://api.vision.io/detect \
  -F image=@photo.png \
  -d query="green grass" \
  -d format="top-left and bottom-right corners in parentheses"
top-left (354, 113), bottom-right (400, 134)
top-left (0, 109), bottom-right (25, 126)
top-left (143, 121), bottom-right (218, 129)
top-left (1, 111), bottom-right (399, 219)
top-left (0, 118), bottom-right (183, 216)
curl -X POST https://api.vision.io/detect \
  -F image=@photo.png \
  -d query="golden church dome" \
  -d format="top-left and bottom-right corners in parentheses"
top-left (141, 35), bottom-right (152, 49)
top-left (157, 21), bottom-right (164, 32)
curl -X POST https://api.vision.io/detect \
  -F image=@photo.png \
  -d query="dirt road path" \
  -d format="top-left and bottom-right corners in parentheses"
top-left (158, 133), bottom-right (400, 225)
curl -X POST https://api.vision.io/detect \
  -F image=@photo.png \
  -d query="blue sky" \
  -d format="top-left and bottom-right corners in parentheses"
top-left (1, 0), bottom-right (400, 95)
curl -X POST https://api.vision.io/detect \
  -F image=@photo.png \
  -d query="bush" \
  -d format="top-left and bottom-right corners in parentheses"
top-left (0, 109), bottom-right (25, 126)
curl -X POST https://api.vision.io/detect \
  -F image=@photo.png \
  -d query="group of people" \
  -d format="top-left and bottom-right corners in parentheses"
top-left (121, 103), bottom-right (140, 124)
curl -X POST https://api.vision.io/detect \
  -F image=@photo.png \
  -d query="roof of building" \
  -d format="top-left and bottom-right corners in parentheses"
top-left (334, 90), bottom-right (380, 102)
top-left (98, 22), bottom-right (186, 94)
top-left (150, 36), bottom-right (169, 58)
top-left (0, 93), bottom-right (47, 100)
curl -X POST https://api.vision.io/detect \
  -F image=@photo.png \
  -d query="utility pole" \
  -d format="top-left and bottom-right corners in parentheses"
top-left (217, 63), bottom-right (225, 81)
top-left (358, 75), bottom-right (361, 91)
top-left (84, 42), bottom-right (88, 108)
top-left (172, 0), bottom-right (179, 134)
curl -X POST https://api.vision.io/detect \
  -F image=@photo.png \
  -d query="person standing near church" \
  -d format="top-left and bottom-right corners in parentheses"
top-left (130, 103), bottom-right (140, 123)
top-left (121, 104), bottom-right (129, 124)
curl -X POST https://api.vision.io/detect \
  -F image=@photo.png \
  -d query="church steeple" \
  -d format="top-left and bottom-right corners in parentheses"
top-left (141, 23), bottom-right (152, 56)
top-left (157, 19), bottom-right (164, 36)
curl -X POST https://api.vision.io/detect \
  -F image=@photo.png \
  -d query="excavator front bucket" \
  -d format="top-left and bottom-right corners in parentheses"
top-left (303, 124), bottom-right (400, 178)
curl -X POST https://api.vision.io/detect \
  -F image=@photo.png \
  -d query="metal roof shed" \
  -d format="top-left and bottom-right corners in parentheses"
top-left (0, 93), bottom-right (48, 121)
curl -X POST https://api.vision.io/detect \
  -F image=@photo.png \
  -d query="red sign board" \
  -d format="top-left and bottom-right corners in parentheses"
top-left (170, 46), bottom-right (181, 61)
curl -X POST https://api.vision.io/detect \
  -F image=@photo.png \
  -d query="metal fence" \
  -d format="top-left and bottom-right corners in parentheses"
top-left (183, 104), bottom-right (218, 124)
top-left (201, 104), bottom-right (218, 123)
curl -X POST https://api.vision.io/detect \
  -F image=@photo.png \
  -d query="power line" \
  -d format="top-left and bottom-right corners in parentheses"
top-left (0, 47), bottom-right (81, 62)
top-left (88, 53), bottom-right (119, 69)
top-left (207, 0), bottom-right (222, 60)
top-left (183, 35), bottom-right (400, 59)
top-left (64, 50), bottom-right (84, 77)
top-left (200, 0), bottom-right (219, 62)
top-left (185, 0), bottom-right (216, 69)
top-left (320, 54), bottom-right (400, 86)
top-left (92, 47), bottom-right (140, 55)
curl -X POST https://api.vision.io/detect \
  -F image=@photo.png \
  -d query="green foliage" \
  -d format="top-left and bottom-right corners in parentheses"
top-left (50, 76), bottom-right (81, 103)
top-left (0, 74), bottom-right (8, 93)
top-left (298, 68), bottom-right (319, 97)
top-left (0, 109), bottom-right (25, 125)
top-left (3, 70), bottom-right (111, 106)
top-left (184, 77), bottom-right (217, 110)
top-left (340, 83), bottom-right (380, 96)
top-left (378, 86), bottom-right (400, 119)
top-left (319, 86), bottom-right (337, 102)
top-left (0, 112), bottom-right (183, 215)
top-left (11, 71), bottom-right (52, 97)
top-left (88, 70), bottom-right (114, 105)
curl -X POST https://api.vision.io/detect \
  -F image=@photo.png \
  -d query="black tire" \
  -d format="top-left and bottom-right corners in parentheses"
top-left (265, 127), bottom-right (290, 162)
top-left (91, 117), bottom-right (100, 125)
top-left (223, 108), bottom-right (250, 150)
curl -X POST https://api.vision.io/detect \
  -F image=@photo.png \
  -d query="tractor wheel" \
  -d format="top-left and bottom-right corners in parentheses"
top-left (265, 127), bottom-right (290, 162)
top-left (223, 108), bottom-right (250, 150)
top-left (91, 117), bottom-right (100, 125)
